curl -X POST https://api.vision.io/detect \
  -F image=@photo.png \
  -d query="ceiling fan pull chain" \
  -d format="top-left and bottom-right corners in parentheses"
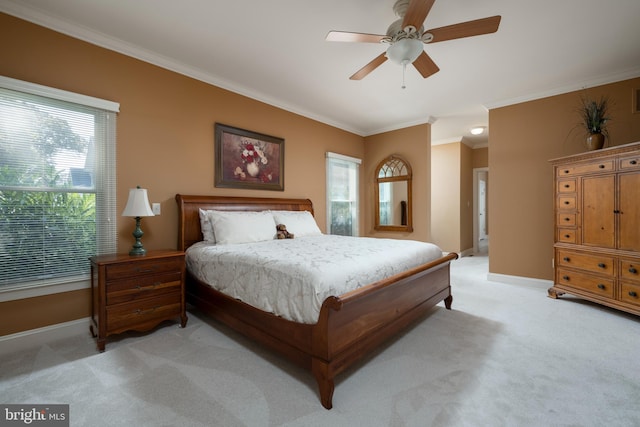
top-left (402, 62), bottom-right (407, 89)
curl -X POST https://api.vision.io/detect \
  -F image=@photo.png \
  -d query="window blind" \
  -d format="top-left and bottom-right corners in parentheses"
top-left (326, 152), bottom-right (360, 236)
top-left (0, 77), bottom-right (117, 290)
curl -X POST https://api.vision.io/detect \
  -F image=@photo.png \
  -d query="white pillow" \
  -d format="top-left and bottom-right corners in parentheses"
top-left (208, 210), bottom-right (276, 245)
top-left (199, 209), bottom-right (216, 242)
top-left (270, 210), bottom-right (322, 237)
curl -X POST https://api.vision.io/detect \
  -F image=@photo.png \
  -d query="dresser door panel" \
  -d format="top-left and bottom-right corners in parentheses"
top-left (618, 172), bottom-right (640, 252)
top-left (582, 175), bottom-right (615, 248)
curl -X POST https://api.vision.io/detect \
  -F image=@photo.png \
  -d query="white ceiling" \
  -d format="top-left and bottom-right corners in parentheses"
top-left (2, 0), bottom-right (640, 147)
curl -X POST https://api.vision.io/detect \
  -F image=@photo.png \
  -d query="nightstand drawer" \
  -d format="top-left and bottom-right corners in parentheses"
top-left (557, 250), bottom-right (615, 276)
top-left (106, 272), bottom-right (182, 305)
top-left (106, 257), bottom-right (183, 280)
top-left (106, 292), bottom-right (182, 333)
top-left (557, 268), bottom-right (614, 298)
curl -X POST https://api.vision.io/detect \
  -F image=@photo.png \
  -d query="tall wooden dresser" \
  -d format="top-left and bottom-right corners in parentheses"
top-left (549, 141), bottom-right (640, 316)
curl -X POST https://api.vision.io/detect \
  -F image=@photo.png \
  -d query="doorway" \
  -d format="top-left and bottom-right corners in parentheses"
top-left (473, 167), bottom-right (489, 254)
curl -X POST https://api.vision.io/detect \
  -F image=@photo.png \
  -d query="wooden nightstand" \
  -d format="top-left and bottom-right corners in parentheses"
top-left (89, 250), bottom-right (187, 351)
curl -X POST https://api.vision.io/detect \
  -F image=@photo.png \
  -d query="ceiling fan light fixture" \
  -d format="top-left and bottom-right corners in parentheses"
top-left (386, 38), bottom-right (423, 65)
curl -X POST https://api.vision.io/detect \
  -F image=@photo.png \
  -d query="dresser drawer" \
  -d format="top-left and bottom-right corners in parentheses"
top-left (620, 259), bottom-right (640, 283)
top-left (557, 179), bottom-right (576, 193)
top-left (557, 250), bottom-right (615, 276)
top-left (620, 282), bottom-right (640, 306)
top-left (557, 229), bottom-right (577, 243)
top-left (558, 196), bottom-right (576, 210)
top-left (619, 156), bottom-right (640, 171)
top-left (557, 268), bottom-right (614, 298)
top-left (106, 292), bottom-right (182, 333)
top-left (106, 256), bottom-right (183, 280)
top-left (106, 272), bottom-right (182, 305)
top-left (557, 213), bottom-right (576, 226)
top-left (557, 160), bottom-right (614, 176)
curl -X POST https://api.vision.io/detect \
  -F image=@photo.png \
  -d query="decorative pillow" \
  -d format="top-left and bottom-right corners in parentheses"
top-left (208, 210), bottom-right (276, 245)
top-left (270, 210), bottom-right (322, 237)
top-left (199, 209), bottom-right (216, 242)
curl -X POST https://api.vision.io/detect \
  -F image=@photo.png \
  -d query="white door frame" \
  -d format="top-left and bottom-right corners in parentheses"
top-left (473, 167), bottom-right (489, 254)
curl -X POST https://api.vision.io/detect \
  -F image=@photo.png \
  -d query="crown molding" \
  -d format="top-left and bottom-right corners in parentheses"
top-left (484, 67), bottom-right (640, 110)
top-left (0, 1), bottom-right (365, 136)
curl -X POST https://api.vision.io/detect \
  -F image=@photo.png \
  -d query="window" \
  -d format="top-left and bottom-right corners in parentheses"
top-left (326, 152), bottom-right (361, 236)
top-left (0, 76), bottom-right (118, 292)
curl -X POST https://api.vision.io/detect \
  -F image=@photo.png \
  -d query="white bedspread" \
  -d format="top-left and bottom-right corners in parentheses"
top-left (186, 234), bottom-right (443, 324)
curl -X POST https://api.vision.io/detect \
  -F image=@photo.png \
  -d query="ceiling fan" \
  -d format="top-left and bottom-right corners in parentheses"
top-left (326, 0), bottom-right (501, 84)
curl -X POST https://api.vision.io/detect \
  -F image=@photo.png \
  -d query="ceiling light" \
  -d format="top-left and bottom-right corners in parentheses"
top-left (470, 126), bottom-right (486, 135)
top-left (385, 38), bottom-right (423, 65)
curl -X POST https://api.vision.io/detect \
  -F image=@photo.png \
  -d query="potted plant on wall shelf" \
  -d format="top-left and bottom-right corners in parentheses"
top-left (578, 95), bottom-right (611, 150)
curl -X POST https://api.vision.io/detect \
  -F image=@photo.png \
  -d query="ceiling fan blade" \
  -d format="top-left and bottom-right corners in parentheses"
top-left (426, 16), bottom-right (501, 43)
top-left (350, 53), bottom-right (388, 80)
top-left (402, 0), bottom-right (436, 29)
top-left (326, 31), bottom-right (385, 44)
top-left (412, 51), bottom-right (440, 78)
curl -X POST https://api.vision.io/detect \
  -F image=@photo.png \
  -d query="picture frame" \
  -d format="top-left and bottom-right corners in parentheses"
top-left (214, 123), bottom-right (284, 191)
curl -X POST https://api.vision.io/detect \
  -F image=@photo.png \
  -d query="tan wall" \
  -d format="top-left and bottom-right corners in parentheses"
top-left (430, 142), bottom-right (475, 253)
top-left (489, 77), bottom-right (640, 279)
top-left (430, 143), bottom-right (460, 252)
top-left (473, 146), bottom-right (489, 235)
top-left (0, 14), bottom-right (365, 335)
top-left (472, 147), bottom-right (488, 169)
top-left (364, 124), bottom-right (432, 242)
top-left (460, 144), bottom-right (473, 252)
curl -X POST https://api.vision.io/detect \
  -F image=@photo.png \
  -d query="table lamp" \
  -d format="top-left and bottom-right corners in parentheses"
top-left (122, 186), bottom-right (154, 256)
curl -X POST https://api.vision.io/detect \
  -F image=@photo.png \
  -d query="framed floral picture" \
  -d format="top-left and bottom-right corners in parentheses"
top-left (214, 123), bottom-right (284, 191)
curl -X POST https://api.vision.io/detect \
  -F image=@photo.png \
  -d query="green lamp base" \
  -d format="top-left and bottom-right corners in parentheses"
top-left (129, 216), bottom-right (147, 256)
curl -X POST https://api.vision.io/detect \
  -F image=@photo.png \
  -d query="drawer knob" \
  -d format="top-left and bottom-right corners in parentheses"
top-left (631, 160), bottom-right (638, 165)
top-left (564, 184), bottom-right (570, 188)
top-left (629, 291), bottom-right (638, 298)
top-left (564, 234), bottom-right (571, 238)
top-left (597, 263), bottom-right (606, 269)
top-left (563, 257), bottom-right (570, 262)
top-left (599, 164), bottom-right (605, 169)
top-left (564, 201), bottom-right (570, 205)
top-left (630, 267), bottom-right (638, 274)
top-left (597, 284), bottom-right (605, 290)
top-left (564, 217), bottom-right (570, 221)
top-left (564, 170), bottom-right (570, 174)
top-left (562, 275), bottom-right (570, 281)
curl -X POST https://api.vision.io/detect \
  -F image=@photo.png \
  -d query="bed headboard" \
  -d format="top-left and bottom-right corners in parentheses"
top-left (175, 194), bottom-right (315, 251)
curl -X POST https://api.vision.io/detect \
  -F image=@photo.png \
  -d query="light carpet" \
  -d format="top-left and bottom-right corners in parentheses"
top-left (1, 255), bottom-right (639, 426)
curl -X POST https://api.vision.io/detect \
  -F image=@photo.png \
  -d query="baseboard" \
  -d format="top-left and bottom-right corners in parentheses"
top-left (459, 248), bottom-right (475, 257)
top-left (0, 317), bottom-right (90, 356)
top-left (487, 273), bottom-right (553, 290)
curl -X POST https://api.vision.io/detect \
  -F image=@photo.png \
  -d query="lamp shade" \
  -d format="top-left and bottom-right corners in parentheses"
top-left (386, 38), bottom-right (423, 65)
top-left (122, 187), bottom-right (154, 217)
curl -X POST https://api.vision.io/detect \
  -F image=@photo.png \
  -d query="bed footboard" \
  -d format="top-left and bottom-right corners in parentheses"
top-left (310, 253), bottom-right (457, 408)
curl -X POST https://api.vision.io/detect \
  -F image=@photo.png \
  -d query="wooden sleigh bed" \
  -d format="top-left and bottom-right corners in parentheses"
top-left (175, 194), bottom-right (458, 409)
